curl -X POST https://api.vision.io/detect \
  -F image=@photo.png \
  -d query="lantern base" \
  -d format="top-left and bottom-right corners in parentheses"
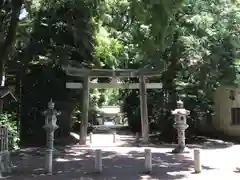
top-left (171, 146), bottom-right (190, 154)
top-left (235, 167), bottom-right (240, 172)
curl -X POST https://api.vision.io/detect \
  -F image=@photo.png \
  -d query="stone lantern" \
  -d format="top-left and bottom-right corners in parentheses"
top-left (171, 100), bottom-right (190, 153)
top-left (42, 99), bottom-right (61, 174)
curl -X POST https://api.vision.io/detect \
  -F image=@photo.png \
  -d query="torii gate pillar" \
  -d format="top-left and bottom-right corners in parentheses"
top-left (79, 76), bottom-right (90, 145)
top-left (139, 74), bottom-right (149, 143)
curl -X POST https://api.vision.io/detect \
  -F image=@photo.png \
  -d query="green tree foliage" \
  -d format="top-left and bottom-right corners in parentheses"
top-left (1, 0), bottom-right (240, 145)
top-left (0, 113), bottom-right (19, 150)
top-left (124, 0), bottom-right (240, 138)
top-left (13, 0), bottom-right (102, 144)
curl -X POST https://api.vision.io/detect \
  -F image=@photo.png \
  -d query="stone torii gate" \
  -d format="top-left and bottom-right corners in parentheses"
top-left (62, 65), bottom-right (162, 144)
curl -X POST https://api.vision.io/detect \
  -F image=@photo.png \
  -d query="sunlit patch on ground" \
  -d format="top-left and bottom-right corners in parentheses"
top-left (6, 134), bottom-right (240, 179)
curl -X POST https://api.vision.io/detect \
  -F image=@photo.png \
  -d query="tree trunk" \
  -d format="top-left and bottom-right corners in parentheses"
top-left (17, 10), bottom-right (44, 142)
top-left (0, 0), bottom-right (23, 113)
top-left (160, 32), bottom-right (180, 142)
top-left (55, 101), bottom-right (76, 138)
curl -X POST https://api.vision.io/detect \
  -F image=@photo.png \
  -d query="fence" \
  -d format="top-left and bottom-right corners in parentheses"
top-left (0, 126), bottom-right (11, 173)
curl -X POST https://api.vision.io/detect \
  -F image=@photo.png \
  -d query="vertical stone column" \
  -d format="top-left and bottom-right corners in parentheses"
top-left (44, 128), bottom-right (56, 174)
top-left (42, 100), bottom-right (60, 174)
top-left (139, 75), bottom-right (149, 143)
top-left (89, 132), bottom-right (93, 144)
top-left (194, 148), bottom-right (201, 173)
top-left (113, 132), bottom-right (116, 143)
top-left (79, 76), bottom-right (90, 145)
top-left (144, 148), bottom-right (152, 172)
top-left (177, 127), bottom-right (186, 147)
top-left (95, 149), bottom-right (102, 173)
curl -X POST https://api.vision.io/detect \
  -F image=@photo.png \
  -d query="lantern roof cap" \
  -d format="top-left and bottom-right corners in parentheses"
top-left (177, 100), bottom-right (183, 105)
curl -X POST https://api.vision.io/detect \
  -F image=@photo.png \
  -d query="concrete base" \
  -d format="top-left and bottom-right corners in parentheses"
top-left (171, 146), bottom-right (190, 154)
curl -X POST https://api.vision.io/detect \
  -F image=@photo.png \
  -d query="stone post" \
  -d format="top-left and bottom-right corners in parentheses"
top-left (113, 132), bottom-right (116, 143)
top-left (144, 148), bottom-right (152, 173)
top-left (95, 149), bottom-right (102, 173)
top-left (42, 99), bottom-right (61, 174)
top-left (171, 100), bottom-right (190, 153)
top-left (194, 148), bottom-right (201, 173)
top-left (89, 132), bottom-right (93, 144)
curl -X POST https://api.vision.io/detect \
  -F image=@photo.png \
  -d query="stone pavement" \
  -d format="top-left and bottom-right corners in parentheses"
top-left (4, 133), bottom-right (240, 180)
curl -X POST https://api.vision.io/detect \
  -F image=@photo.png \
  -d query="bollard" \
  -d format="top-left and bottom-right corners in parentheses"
top-left (95, 149), bottom-right (102, 173)
top-left (194, 149), bottom-right (201, 173)
top-left (89, 132), bottom-right (93, 144)
top-left (113, 132), bottom-right (116, 143)
top-left (144, 149), bottom-right (152, 173)
top-left (136, 132), bottom-right (140, 142)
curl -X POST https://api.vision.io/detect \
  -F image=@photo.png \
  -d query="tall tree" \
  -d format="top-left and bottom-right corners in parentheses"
top-left (0, 0), bottom-right (23, 112)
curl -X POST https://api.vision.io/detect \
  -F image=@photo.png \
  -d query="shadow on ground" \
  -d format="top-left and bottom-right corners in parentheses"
top-left (114, 135), bottom-right (234, 150)
top-left (149, 134), bottom-right (235, 150)
top-left (6, 147), bottom-right (215, 180)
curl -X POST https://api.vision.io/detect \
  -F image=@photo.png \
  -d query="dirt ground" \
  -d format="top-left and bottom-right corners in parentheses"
top-left (4, 133), bottom-right (240, 180)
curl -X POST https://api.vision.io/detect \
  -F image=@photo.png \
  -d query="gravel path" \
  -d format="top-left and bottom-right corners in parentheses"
top-left (4, 133), bottom-right (240, 180)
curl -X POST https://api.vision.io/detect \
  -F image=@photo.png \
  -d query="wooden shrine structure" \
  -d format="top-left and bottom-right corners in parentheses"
top-left (62, 65), bottom-right (163, 144)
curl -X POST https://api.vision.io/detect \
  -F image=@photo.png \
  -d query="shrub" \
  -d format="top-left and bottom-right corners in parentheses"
top-left (0, 113), bottom-right (19, 150)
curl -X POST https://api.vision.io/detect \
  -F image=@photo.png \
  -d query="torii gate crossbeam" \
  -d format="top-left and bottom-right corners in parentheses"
top-left (66, 82), bottom-right (162, 89)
